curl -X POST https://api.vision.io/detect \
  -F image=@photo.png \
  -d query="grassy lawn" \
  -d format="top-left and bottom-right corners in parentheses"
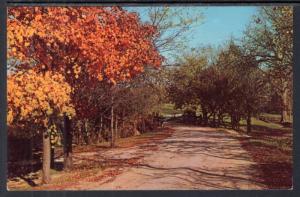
top-left (160, 103), bottom-right (183, 117)
top-left (240, 117), bottom-right (285, 130)
top-left (260, 113), bottom-right (281, 119)
top-left (238, 115), bottom-right (292, 189)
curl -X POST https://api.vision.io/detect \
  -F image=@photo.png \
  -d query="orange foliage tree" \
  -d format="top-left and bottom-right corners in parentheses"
top-left (7, 69), bottom-right (75, 183)
top-left (8, 6), bottom-right (163, 82)
top-left (8, 6), bottom-right (163, 183)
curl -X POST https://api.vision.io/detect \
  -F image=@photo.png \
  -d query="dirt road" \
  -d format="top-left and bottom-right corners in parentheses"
top-left (68, 123), bottom-right (266, 190)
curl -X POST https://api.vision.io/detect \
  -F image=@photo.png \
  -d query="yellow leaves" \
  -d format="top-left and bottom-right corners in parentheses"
top-left (46, 108), bottom-right (53, 115)
top-left (28, 29), bottom-right (35, 36)
top-left (48, 124), bottom-right (59, 145)
top-left (7, 69), bottom-right (75, 127)
top-left (7, 111), bottom-right (13, 124)
top-left (97, 74), bottom-right (103, 81)
top-left (73, 64), bottom-right (81, 79)
top-left (24, 42), bottom-right (30, 47)
top-left (16, 34), bottom-right (24, 43)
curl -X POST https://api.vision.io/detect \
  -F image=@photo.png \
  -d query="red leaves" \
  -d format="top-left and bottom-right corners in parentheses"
top-left (8, 6), bottom-right (162, 83)
top-left (8, 6), bottom-right (163, 121)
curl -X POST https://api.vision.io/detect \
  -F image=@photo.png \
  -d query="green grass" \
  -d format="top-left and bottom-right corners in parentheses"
top-left (160, 103), bottom-right (183, 116)
top-left (159, 107), bottom-right (285, 131)
top-left (158, 106), bottom-right (287, 132)
top-left (240, 117), bottom-right (284, 130)
top-left (204, 114), bottom-right (284, 130)
top-left (248, 138), bottom-right (292, 153)
top-left (260, 113), bottom-right (281, 119)
top-left (239, 114), bottom-right (292, 154)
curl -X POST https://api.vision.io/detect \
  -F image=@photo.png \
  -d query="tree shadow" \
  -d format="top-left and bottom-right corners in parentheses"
top-left (238, 125), bottom-right (292, 189)
top-left (137, 126), bottom-right (291, 189)
top-left (132, 163), bottom-right (265, 189)
top-left (8, 160), bottom-right (41, 187)
top-left (247, 125), bottom-right (292, 137)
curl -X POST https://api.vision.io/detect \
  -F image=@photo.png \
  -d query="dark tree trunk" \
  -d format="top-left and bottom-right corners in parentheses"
top-left (63, 115), bottom-right (73, 170)
top-left (115, 116), bottom-right (118, 143)
top-left (217, 113), bottom-right (223, 127)
top-left (42, 132), bottom-right (51, 184)
top-left (203, 109), bottom-right (208, 126)
top-left (212, 113), bottom-right (216, 127)
top-left (142, 117), bottom-right (146, 132)
top-left (84, 119), bottom-right (90, 145)
top-left (122, 110), bottom-right (125, 128)
top-left (78, 129), bottom-right (82, 145)
top-left (231, 114), bottom-right (236, 129)
top-left (246, 110), bottom-right (252, 133)
top-left (98, 115), bottom-right (103, 143)
top-left (236, 116), bottom-right (241, 130)
top-left (133, 120), bottom-right (141, 136)
top-left (50, 146), bottom-right (55, 169)
top-left (110, 104), bottom-right (115, 148)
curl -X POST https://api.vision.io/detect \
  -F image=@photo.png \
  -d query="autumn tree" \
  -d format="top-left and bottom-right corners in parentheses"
top-left (166, 47), bottom-right (212, 124)
top-left (167, 42), bottom-right (268, 131)
top-left (216, 41), bottom-right (268, 131)
top-left (243, 6), bottom-right (293, 124)
top-left (7, 69), bottom-right (75, 183)
top-left (115, 66), bottom-right (166, 134)
top-left (8, 7), bottom-right (162, 81)
top-left (8, 6), bottom-right (162, 174)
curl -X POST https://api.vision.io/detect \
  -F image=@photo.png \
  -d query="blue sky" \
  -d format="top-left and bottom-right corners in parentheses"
top-left (126, 6), bottom-right (259, 62)
top-left (192, 7), bottom-right (258, 47)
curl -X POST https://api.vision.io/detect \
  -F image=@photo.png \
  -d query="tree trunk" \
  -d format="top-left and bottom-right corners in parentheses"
top-left (98, 115), bottom-right (103, 143)
top-left (217, 113), bottom-right (223, 127)
top-left (280, 111), bottom-right (284, 123)
top-left (50, 146), bottom-right (55, 169)
top-left (231, 114), bottom-right (236, 129)
top-left (142, 117), bottom-right (146, 132)
top-left (76, 128), bottom-right (80, 145)
top-left (203, 109), bottom-right (208, 126)
top-left (63, 115), bottom-right (73, 170)
top-left (42, 132), bottom-right (51, 184)
top-left (282, 86), bottom-right (292, 123)
top-left (115, 116), bottom-right (118, 142)
top-left (122, 110), bottom-right (125, 127)
top-left (84, 119), bottom-right (90, 145)
top-left (246, 110), bottom-right (252, 133)
top-left (111, 104), bottom-right (115, 148)
top-left (133, 120), bottom-right (140, 136)
top-left (236, 116), bottom-right (241, 130)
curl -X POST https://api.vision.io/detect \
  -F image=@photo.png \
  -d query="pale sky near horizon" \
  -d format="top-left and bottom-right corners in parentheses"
top-left (126, 6), bottom-right (259, 62)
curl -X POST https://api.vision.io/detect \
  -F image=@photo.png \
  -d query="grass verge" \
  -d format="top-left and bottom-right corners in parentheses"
top-left (238, 118), bottom-right (292, 189)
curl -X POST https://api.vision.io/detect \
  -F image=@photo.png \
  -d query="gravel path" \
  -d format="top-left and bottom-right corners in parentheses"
top-left (69, 123), bottom-right (266, 190)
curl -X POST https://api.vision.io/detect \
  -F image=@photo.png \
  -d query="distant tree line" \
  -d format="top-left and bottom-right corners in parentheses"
top-left (166, 7), bottom-right (293, 132)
